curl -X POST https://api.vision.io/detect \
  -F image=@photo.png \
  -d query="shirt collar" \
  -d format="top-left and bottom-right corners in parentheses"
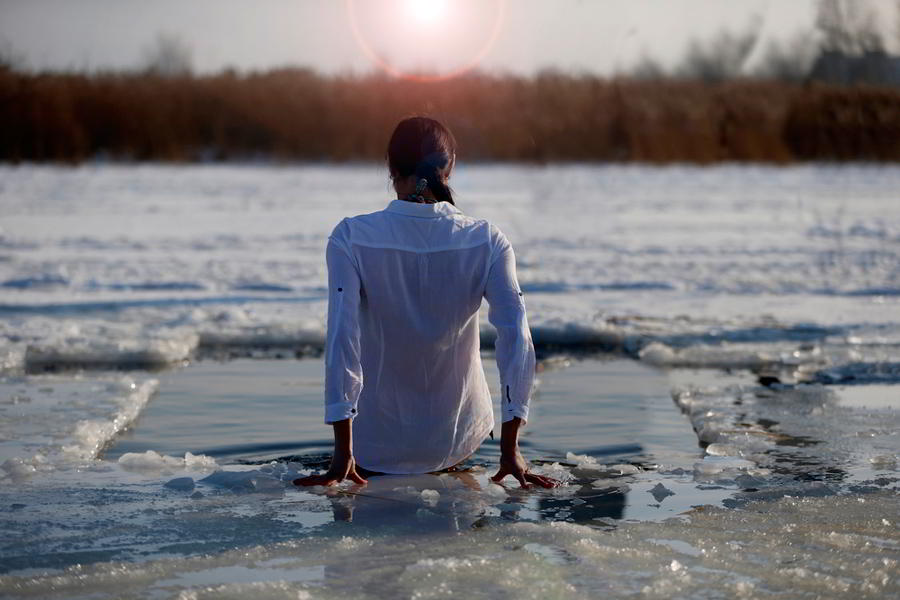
top-left (385, 198), bottom-right (462, 218)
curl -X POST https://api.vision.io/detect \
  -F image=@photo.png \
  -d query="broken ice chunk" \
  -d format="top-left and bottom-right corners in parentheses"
top-left (693, 456), bottom-right (757, 481)
top-left (734, 473), bottom-right (766, 489)
top-left (420, 489), bottom-right (440, 506)
top-left (251, 476), bottom-right (284, 493)
top-left (869, 454), bottom-right (897, 470)
top-left (609, 464), bottom-right (640, 475)
top-left (705, 443), bottom-right (740, 457)
top-left (163, 477), bottom-right (195, 491)
top-left (565, 452), bottom-right (600, 468)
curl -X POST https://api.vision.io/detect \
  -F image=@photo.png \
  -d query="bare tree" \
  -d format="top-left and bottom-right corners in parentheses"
top-left (0, 38), bottom-right (25, 71)
top-left (816, 0), bottom-right (883, 54)
top-left (141, 32), bottom-right (193, 76)
top-left (896, 0), bottom-right (900, 49)
top-left (755, 32), bottom-right (819, 81)
top-left (677, 19), bottom-right (762, 81)
top-left (629, 54), bottom-right (666, 80)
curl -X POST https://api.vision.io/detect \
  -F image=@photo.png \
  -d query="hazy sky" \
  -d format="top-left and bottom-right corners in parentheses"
top-left (0, 0), bottom-right (896, 76)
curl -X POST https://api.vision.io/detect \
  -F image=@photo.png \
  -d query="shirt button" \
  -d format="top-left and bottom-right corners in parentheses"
top-left (338, 287), bottom-right (343, 292)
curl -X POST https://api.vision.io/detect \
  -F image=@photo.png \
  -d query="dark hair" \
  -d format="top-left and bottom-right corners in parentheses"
top-left (387, 117), bottom-right (457, 205)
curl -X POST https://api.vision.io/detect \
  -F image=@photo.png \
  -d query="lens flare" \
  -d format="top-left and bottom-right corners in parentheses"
top-left (407, 0), bottom-right (448, 25)
top-left (346, 0), bottom-right (506, 81)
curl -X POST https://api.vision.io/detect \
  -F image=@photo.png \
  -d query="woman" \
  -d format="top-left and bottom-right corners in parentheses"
top-left (295, 117), bottom-right (557, 489)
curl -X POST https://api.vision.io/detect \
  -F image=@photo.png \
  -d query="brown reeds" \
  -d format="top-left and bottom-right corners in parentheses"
top-left (1, 66), bottom-right (899, 163)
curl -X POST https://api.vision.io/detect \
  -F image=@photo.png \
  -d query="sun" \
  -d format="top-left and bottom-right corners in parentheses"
top-left (407, 0), bottom-right (448, 25)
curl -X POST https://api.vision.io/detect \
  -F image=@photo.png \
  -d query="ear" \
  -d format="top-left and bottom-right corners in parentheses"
top-left (443, 154), bottom-right (456, 181)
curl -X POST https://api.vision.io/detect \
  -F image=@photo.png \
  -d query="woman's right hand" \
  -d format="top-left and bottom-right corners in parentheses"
top-left (293, 451), bottom-right (368, 487)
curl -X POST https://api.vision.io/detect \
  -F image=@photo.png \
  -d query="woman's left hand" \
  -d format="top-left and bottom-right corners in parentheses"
top-left (293, 448), bottom-right (367, 487)
top-left (491, 449), bottom-right (559, 489)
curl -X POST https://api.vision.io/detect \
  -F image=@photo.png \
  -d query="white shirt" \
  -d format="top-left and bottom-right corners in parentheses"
top-left (324, 198), bottom-right (535, 474)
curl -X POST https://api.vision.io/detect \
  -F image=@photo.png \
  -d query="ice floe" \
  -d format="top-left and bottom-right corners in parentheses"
top-left (0, 375), bottom-right (159, 480)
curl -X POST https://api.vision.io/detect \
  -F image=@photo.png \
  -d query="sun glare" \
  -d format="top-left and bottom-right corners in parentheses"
top-left (347, 0), bottom-right (506, 81)
top-left (407, 0), bottom-right (448, 24)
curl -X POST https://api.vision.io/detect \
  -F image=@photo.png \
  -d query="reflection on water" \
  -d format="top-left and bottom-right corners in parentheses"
top-left (537, 484), bottom-right (627, 523)
top-left (315, 470), bottom-right (629, 532)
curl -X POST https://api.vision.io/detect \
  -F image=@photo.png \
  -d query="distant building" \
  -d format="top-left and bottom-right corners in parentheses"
top-left (808, 50), bottom-right (900, 86)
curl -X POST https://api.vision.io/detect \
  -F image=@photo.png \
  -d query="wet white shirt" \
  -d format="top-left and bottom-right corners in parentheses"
top-left (324, 198), bottom-right (535, 474)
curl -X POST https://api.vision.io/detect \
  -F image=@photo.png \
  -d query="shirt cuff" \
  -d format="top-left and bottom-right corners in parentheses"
top-left (325, 403), bottom-right (358, 424)
top-left (501, 404), bottom-right (529, 424)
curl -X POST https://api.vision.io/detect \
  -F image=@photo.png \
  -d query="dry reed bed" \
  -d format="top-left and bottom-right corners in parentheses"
top-left (1, 67), bottom-right (898, 163)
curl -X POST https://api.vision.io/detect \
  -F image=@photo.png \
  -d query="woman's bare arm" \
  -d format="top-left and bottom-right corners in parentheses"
top-left (490, 417), bottom-right (559, 488)
top-left (293, 418), bottom-right (367, 486)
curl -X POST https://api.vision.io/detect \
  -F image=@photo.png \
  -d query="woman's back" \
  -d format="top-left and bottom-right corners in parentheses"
top-left (349, 199), bottom-right (491, 346)
top-left (297, 116), bottom-right (554, 489)
top-left (325, 198), bottom-right (533, 473)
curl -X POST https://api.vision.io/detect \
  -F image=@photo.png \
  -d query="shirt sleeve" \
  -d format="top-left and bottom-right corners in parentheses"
top-left (484, 230), bottom-right (535, 424)
top-left (323, 220), bottom-right (364, 424)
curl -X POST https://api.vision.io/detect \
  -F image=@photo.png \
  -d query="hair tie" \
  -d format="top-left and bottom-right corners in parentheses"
top-left (404, 177), bottom-right (430, 203)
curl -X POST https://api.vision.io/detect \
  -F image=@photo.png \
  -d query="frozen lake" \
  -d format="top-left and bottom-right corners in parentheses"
top-left (0, 163), bottom-right (898, 598)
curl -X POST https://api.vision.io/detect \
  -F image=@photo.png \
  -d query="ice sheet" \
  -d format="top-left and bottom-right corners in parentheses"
top-left (0, 374), bottom-right (160, 481)
top-left (672, 381), bottom-right (900, 494)
top-left (1, 164), bottom-right (898, 597)
top-left (1, 485), bottom-right (895, 599)
top-left (1, 164), bottom-right (898, 381)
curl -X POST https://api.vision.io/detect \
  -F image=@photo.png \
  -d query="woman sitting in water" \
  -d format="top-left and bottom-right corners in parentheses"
top-left (294, 116), bottom-right (557, 489)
